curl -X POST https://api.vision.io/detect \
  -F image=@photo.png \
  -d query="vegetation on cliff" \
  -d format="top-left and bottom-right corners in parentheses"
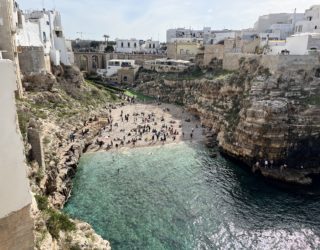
top-left (17, 66), bottom-right (113, 249)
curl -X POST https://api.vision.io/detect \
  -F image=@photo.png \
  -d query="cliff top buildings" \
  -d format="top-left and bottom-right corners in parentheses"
top-left (114, 38), bottom-right (161, 54)
top-left (166, 27), bottom-right (236, 45)
top-left (295, 5), bottom-right (320, 34)
top-left (16, 8), bottom-right (74, 73)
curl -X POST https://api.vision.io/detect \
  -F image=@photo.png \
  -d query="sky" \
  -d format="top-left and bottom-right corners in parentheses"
top-left (17, 0), bottom-right (320, 42)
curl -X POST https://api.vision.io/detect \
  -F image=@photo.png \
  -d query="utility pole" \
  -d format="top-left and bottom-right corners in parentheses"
top-left (77, 32), bottom-right (84, 40)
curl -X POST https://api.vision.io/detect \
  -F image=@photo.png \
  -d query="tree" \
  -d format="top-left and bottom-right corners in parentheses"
top-left (104, 45), bottom-right (114, 53)
top-left (103, 34), bottom-right (110, 45)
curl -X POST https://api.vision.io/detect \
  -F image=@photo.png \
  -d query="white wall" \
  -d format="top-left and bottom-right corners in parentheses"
top-left (285, 35), bottom-right (310, 55)
top-left (115, 39), bottom-right (141, 53)
top-left (0, 59), bottom-right (31, 218)
top-left (295, 5), bottom-right (320, 34)
top-left (54, 36), bottom-right (72, 65)
top-left (267, 35), bottom-right (310, 55)
top-left (16, 17), bottom-right (43, 47)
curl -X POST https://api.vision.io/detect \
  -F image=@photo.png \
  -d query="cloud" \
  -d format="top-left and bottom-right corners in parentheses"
top-left (17, 0), bottom-right (319, 41)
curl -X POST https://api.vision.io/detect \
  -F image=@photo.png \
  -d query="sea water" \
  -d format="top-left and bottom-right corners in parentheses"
top-left (64, 142), bottom-right (320, 250)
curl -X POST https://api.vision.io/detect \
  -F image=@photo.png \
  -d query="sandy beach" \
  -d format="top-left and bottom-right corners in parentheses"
top-left (83, 102), bottom-right (206, 152)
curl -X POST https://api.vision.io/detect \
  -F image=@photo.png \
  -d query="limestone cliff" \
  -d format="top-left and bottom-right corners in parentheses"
top-left (136, 59), bottom-right (320, 185)
top-left (17, 66), bottom-right (113, 249)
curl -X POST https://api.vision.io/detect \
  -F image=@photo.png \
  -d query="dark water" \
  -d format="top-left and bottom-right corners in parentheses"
top-left (64, 142), bottom-right (320, 250)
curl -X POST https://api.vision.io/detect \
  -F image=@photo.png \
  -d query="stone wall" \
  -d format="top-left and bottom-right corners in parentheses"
top-left (0, 59), bottom-right (33, 249)
top-left (203, 44), bottom-right (224, 66)
top-left (223, 53), bottom-right (320, 73)
top-left (223, 53), bottom-right (260, 71)
top-left (74, 52), bottom-right (164, 73)
top-left (28, 127), bottom-right (46, 168)
top-left (18, 46), bottom-right (46, 74)
top-left (117, 67), bottom-right (136, 85)
top-left (260, 54), bottom-right (320, 73)
top-left (0, 205), bottom-right (34, 250)
top-left (166, 42), bottom-right (201, 61)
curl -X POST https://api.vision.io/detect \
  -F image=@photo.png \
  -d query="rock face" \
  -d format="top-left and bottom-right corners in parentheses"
top-left (136, 59), bottom-right (320, 185)
top-left (17, 66), bottom-right (114, 249)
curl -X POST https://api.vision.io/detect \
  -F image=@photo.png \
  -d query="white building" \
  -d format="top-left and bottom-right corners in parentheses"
top-left (266, 5), bottom-right (320, 55)
top-left (267, 32), bottom-right (320, 55)
top-left (114, 39), bottom-right (160, 53)
top-left (167, 27), bottom-right (236, 45)
top-left (295, 5), bottom-right (320, 34)
top-left (141, 40), bottom-right (160, 53)
top-left (97, 59), bottom-right (137, 77)
top-left (254, 12), bottom-right (304, 41)
top-left (16, 9), bottom-right (74, 67)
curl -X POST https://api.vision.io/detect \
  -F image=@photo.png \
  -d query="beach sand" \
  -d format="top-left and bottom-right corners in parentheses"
top-left (86, 102), bottom-right (206, 152)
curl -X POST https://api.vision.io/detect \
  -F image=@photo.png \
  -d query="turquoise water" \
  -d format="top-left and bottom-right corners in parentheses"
top-left (64, 142), bottom-right (320, 249)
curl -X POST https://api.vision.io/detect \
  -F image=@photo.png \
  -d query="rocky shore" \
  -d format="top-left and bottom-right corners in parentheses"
top-left (136, 59), bottom-right (320, 185)
top-left (18, 66), bottom-right (113, 249)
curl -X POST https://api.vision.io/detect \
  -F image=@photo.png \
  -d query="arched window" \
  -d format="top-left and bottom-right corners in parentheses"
top-left (123, 76), bottom-right (128, 82)
top-left (92, 55), bottom-right (99, 69)
top-left (80, 55), bottom-right (88, 71)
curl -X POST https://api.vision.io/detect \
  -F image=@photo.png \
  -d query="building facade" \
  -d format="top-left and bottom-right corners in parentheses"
top-left (254, 12), bottom-right (304, 42)
top-left (114, 39), bottom-right (160, 54)
top-left (167, 27), bottom-right (236, 45)
top-left (0, 0), bottom-right (23, 96)
top-left (16, 8), bottom-right (74, 74)
top-left (0, 55), bottom-right (34, 250)
top-left (295, 5), bottom-right (320, 33)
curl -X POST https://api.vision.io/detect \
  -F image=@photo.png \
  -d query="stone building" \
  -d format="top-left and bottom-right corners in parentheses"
top-left (0, 0), bottom-right (23, 97)
top-left (117, 67), bottom-right (136, 85)
top-left (167, 41), bottom-right (202, 61)
top-left (0, 55), bottom-right (34, 250)
top-left (15, 8), bottom-right (74, 75)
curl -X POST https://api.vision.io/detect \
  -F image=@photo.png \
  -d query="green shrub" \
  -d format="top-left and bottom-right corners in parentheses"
top-left (46, 209), bottom-right (76, 239)
top-left (35, 195), bottom-right (48, 211)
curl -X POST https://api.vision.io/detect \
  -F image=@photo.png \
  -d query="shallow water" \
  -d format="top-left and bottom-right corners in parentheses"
top-left (64, 142), bottom-right (320, 250)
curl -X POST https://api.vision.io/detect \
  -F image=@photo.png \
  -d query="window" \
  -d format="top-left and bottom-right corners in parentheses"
top-left (134, 43), bottom-right (137, 48)
top-left (128, 42), bottom-right (130, 47)
top-left (315, 26), bottom-right (318, 29)
top-left (153, 44), bottom-right (155, 48)
top-left (121, 42), bottom-right (124, 48)
top-left (115, 61), bottom-right (120, 66)
top-left (123, 76), bottom-right (128, 82)
top-left (43, 32), bottom-right (47, 42)
top-left (46, 21), bottom-right (50, 25)
top-left (149, 44), bottom-right (151, 48)
top-left (55, 31), bottom-right (62, 37)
